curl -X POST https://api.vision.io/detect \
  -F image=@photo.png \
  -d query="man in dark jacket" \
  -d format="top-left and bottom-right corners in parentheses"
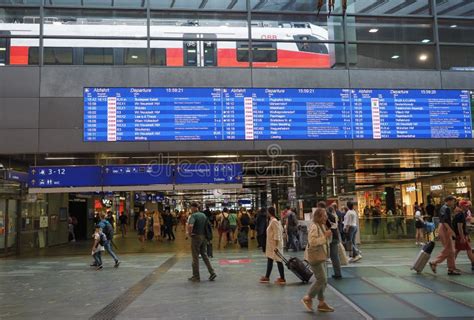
top-left (255, 208), bottom-right (268, 251)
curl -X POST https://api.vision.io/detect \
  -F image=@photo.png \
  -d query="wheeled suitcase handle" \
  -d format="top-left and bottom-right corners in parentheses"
top-left (274, 248), bottom-right (289, 264)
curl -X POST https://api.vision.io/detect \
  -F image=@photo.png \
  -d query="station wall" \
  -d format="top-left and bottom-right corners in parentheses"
top-left (0, 66), bottom-right (474, 154)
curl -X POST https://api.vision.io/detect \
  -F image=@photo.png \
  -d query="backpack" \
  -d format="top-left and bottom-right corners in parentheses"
top-left (205, 219), bottom-right (213, 241)
top-left (241, 213), bottom-right (250, 226)
top-left (98, 232), bottom-right (107, 246)
top-left (102, 221), bottom-right (114, 240)
top-left (221, 214), bottom-right (230, 231)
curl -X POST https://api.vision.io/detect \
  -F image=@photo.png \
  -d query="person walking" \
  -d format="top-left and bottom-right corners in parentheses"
top-left (228, 209), bottom-right (238, 244)
top-left (286, 206), bottom-right (299, 251)
top-left (249, 209), bottom-right (256, 240)
top-left (332, 203), bottom-right (345, 242)
top-left (187, 202), bottom-right (216, 282)
top-left (429, 195), bottom-right (460, 275)
top-left (343, 202), bottom-right (362, 262)
top-left (98, 212), bottom-right (120, 267)
top-left (259, 207), bottom-right (286, 285)
top-left (136, 211), bottom-right (146, 249)
top-left (163, 209), bottom-right (175, 241)
top-left (238, 209), bottom-right (251, 248)
top-left (256, 208), bottom-right (268, 251)
top-left (326, 206), bottom-right (342, 279)
top-left (301, 207), bottom-right (334, 313)
top-left (415, 205), bottom-right (425, 246)
top-left (217, 208), bottom-right (231, 248)
top-left (91, 225), bottom-right (106, 270)
top-left (453, 200), bottom-right (474, 271)
top-left (119, 212), bottom-right (128, 238)
top-left (153, 211), bottom-right (162, 241)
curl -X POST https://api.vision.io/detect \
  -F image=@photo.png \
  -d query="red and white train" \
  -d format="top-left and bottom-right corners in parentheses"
top-left (0, 18), bottom-right (332, 67)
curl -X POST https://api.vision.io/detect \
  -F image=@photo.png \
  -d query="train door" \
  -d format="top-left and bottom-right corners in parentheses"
top-left (0, 31), bottom-right (11, 66)
top-left (183, 33), bottom-right (217, 67)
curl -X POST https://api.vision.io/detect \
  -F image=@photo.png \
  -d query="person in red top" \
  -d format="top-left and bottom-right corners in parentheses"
top-left (454, 200), bottom-right (474, 271)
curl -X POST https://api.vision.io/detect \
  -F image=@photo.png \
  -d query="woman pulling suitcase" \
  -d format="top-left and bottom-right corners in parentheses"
top-left (301, 207), bottom-right (335, 313)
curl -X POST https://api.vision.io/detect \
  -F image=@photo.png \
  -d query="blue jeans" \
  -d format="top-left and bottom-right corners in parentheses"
top-left (93, 251), bottom-right (102, 266)
top-left (329, 239), bottom-right (341, 277)
top-left (287, 229), bottom-right (299, 251)
top-left (104, 240), bottom-right (119, 263)
top-left (347, 226), bottom-right (360, 258)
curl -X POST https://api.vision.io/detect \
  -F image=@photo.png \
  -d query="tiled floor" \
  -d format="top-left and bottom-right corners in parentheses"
top-left (1, 231), bottom-right (473, 319)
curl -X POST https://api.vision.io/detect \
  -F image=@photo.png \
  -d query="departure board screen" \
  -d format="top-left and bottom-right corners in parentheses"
top-left (84, 88), bottom-right (473, 141)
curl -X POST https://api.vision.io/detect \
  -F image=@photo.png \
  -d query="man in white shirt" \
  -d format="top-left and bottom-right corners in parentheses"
top-left (343, 202), bottom-right (362, 262)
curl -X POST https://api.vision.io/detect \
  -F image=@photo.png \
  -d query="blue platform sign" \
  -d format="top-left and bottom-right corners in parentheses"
top-left (102, 165), bottom-right (173, 186)
top-left (5, 170), bottom-right (29, 184)
top-left (29, 166), bottom-right (102, 188)
top-left (175, 163), bottom-right (243, 184)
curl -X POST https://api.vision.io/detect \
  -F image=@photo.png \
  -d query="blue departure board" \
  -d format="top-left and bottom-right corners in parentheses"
top-left (175, 164), bottom-right (243, 184)
top-left (29, 166), bottom-right (102, 188)
top-left (102, 165), bottom-right (173, 186)
top-left (84, 88), bottom-right (473, 141)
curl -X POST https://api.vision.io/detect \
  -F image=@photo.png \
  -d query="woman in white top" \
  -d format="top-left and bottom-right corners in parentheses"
top-left (259, 207), bottom-right (286, 285)
top-left (301, 207), bottom-right (334, 313)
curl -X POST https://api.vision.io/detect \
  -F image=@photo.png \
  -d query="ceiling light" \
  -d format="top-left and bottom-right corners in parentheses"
top-left (419, 54), bottom-right (428, 61)
top-left (131, 55), bottom-right (138, 59)
top-left (391, 55), bottom-right (400, 59)
top-left (44, 157), bottom-right (79, 160)
top-left (450, 24), bottom-right (457, 28)
top-left (421, 39), bottom-right (430, 43)
top-left (369, 28), bottom-right (379, 33)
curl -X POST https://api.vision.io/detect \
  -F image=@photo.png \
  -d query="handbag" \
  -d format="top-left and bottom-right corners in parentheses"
top-left (305, 224), bottom-right (328, 264)
top-left (337, 242), bottom-right (349, 265)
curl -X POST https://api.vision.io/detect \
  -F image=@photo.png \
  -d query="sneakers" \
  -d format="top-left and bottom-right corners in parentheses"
top-left (351, 255), bottom-right (362, 262)
top-left (96, 265), bottom-right (103, 271)
top-left (274, 278), bottom-right (286, 285)
top-left (259, 276), bottom-right (270, 284)
top-left (301, 298), bottom-right (313, 312)
top-left (188, 277), bottom-right (200, 282)
top-left (114, 261), bottom-right (121, 268)
top-left (447, 269), bottom-right (461, 276)
top-left (209, 273), bottom-right (217, 281)
top-left (317, 302), bottom-right (335, 312)
top-left (90, 263), bottom-right (98, 267)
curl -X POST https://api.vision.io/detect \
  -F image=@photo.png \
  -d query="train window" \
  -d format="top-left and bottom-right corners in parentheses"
top-left (28, 47), bottom-right (39, 65)
top-left (0, 38), bottom-right (8, 65)
top-left (83, 48), bottom-right (113, 65)
top-left (184, 41), bottom-right (197, 66)
top-left (28, 47), bottom-right (73, 65)
top-left (44, 47), bottom-right (73, 65)
top-left (124, 48), bottom-right (147, 65)
top-left (294, 35), bottom-right (328, 54)
top-left (237, 42), bottom-right (277, 62)
top-left (203, 41), bottom-right (217, 66)
top-left (151, 48), bottom-right (166, 66)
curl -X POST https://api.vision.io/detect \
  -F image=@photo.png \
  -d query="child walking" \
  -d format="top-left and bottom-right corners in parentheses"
top-left (92, 225), bottom-right (106, 270)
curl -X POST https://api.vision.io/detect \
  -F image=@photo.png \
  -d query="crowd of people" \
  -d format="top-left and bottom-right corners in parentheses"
top-left (87, 196), bottom-right (473, 315)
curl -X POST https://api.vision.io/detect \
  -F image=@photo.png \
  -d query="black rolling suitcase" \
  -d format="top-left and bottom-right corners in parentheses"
top-left (274, 249), bottom-right (313, 283)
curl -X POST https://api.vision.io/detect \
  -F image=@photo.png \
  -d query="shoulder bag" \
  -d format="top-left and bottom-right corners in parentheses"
top-left (305, 224), bottom-right (328, 264)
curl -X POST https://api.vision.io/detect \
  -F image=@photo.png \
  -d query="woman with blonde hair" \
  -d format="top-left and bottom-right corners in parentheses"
top-left (301, 207), bottom-right (334, 313)
top-left (153, 210), bottom-right (162, 241)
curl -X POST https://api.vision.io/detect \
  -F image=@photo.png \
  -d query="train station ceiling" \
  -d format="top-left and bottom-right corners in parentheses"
top-left (6, 0), bottom-right (471, 16)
